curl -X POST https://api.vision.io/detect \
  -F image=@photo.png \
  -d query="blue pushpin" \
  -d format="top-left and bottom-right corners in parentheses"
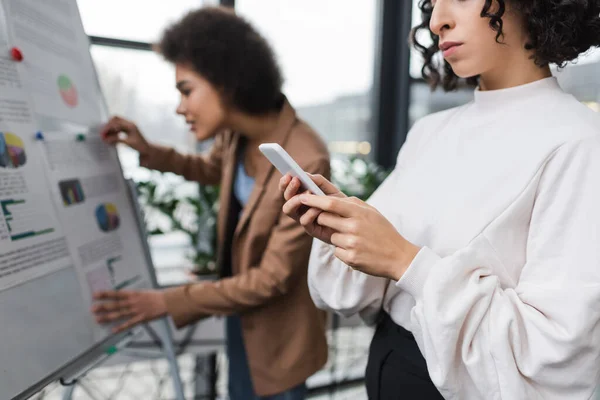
top-left (35, 131), bottom-right (44, 141)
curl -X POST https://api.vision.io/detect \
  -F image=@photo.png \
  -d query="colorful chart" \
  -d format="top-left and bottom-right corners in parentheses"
top-left (57, 74), bottom-right (78, 108)
top-left (0, 132), bottom-right (27, 169)
top-left (0, 199), bottom-right (55, 241)
top-left (58, 179), bottom-right (85, 206)
top-left (95, 203), bottom-right (120, 232)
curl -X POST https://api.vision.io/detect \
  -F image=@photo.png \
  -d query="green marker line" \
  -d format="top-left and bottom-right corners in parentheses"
top-left (11, 228), bottom-right (54, 241)
top-left (114, 275), bottom-right (141, 290)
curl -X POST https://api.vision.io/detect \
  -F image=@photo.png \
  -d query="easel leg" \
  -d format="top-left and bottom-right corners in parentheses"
top-left (62, 384), bottom-right (76, 400)
top-left (157, 317), bottom-right (186, 400)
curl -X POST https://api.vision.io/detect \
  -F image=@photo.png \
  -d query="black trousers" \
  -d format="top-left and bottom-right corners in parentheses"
top-left (365, 313), bottom-right (444, 400)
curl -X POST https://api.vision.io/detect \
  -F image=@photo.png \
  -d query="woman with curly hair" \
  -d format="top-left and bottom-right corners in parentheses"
top-left (91, 7), bottom-right (329, 400)
top-left (280, 0), bottom-right (600, 398)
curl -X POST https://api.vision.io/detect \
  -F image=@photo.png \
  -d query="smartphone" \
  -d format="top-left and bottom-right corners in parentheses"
top-left (259, 143), bottom-right (326, 196)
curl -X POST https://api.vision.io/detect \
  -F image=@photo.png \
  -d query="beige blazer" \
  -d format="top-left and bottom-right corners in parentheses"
top-left (140, 100), bottom-right (330, 396)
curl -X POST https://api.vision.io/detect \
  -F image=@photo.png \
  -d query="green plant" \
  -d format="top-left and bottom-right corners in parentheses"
top-left (332, 156), bottom-right (390, 200)
top-left (135, 174), bottom-right (219, 275)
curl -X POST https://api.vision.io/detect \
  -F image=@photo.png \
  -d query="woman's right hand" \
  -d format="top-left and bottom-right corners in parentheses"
top-left (92, 289), bottom-right (168, 333)
top-left (100, 116), bottom-right (151, 156)
top-left (280, 173), bottom-right (346, 245)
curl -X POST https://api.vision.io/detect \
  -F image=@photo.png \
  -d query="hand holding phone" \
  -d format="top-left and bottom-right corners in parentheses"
top-left (259, 143), bottom-right (325, 196)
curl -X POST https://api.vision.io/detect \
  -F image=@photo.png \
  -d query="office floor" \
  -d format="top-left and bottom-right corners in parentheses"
top-left (27, 331), bottom-right (600, 399)
top-left (31, 326), bottom-right (372, 400)
top-left (31, 356), bottom-right (368, 400)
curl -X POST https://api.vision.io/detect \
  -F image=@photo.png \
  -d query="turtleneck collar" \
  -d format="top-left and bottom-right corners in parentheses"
top-left (473, 77), bottom-right (562, 108)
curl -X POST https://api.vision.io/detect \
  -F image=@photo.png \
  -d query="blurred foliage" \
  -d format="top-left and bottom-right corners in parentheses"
top-left (332, 155), bottom-right (390, 200)
top-left (135, 176), bottom-right (219, 275)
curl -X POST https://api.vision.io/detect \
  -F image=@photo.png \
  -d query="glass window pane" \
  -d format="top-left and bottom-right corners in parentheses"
top-left (556, 60), bottom-right (600, 111)
top-left (236, 0), bottom-right (377, 157)
top-left (91, 46), bottom-right (192, 177)
top-left (77, 0), bottom-right (211, 42)
top-left (555, 45), bottom-right (600, 107)
top-left (91, 45), bottom-right (197, 275)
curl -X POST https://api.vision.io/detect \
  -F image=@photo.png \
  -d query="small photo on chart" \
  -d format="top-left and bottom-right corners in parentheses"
top-left (58, 179), bottom-right (85, 206)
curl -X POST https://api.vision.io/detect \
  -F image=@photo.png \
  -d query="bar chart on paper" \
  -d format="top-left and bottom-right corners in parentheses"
top-left (104, 255), bottom-right (141, 291)
top-left (0, 198), bottom-right (55, 241)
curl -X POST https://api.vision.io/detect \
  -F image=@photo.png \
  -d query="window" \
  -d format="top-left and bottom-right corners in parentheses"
top-left (77, 1), bottom-right (209, 280)
top-left (235, 0), bottom-right (378, 157)
top-left (555, 49), bottom-right (600, 109)
top-left (77, 0), bottom-right (213, 42)
top-left (90, 46), bottom-right (192, 180)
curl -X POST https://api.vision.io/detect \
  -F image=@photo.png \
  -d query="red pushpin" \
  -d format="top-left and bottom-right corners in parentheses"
top-left (10, 47), bottom-right (23, 62)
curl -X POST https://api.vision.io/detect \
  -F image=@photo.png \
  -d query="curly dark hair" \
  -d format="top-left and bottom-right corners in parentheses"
top-left (159, 6), bottom-right (283, 115)
top-left (411, 0), bottom-right (600, 91)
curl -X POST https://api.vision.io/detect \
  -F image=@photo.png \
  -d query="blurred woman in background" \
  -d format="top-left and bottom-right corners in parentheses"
top-left (92, 7), bottom-right (329, 400)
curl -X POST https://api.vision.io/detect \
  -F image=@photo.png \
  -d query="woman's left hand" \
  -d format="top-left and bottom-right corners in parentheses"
top-left (298, 194), bottom-right (421, 280)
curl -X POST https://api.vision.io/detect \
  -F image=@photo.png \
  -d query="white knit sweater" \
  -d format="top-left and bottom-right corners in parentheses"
top-left (308, 77), bottom-right (600, 399)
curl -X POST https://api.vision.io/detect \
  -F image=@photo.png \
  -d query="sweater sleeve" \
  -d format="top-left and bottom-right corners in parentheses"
top-left (307, 120), bottom-right (426, 325)
top-left (308, 171), bottom-right (396, 324)
top-left (394, 136), bottom-right (600, 399)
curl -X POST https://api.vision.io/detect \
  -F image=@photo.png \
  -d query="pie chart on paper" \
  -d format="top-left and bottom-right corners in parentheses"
top-left (57, 74), bottom-right (78, 108)
top-left (0, 132), bottom-right (27, 169)
top-left (95, 203), bottom-right (120, 232)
